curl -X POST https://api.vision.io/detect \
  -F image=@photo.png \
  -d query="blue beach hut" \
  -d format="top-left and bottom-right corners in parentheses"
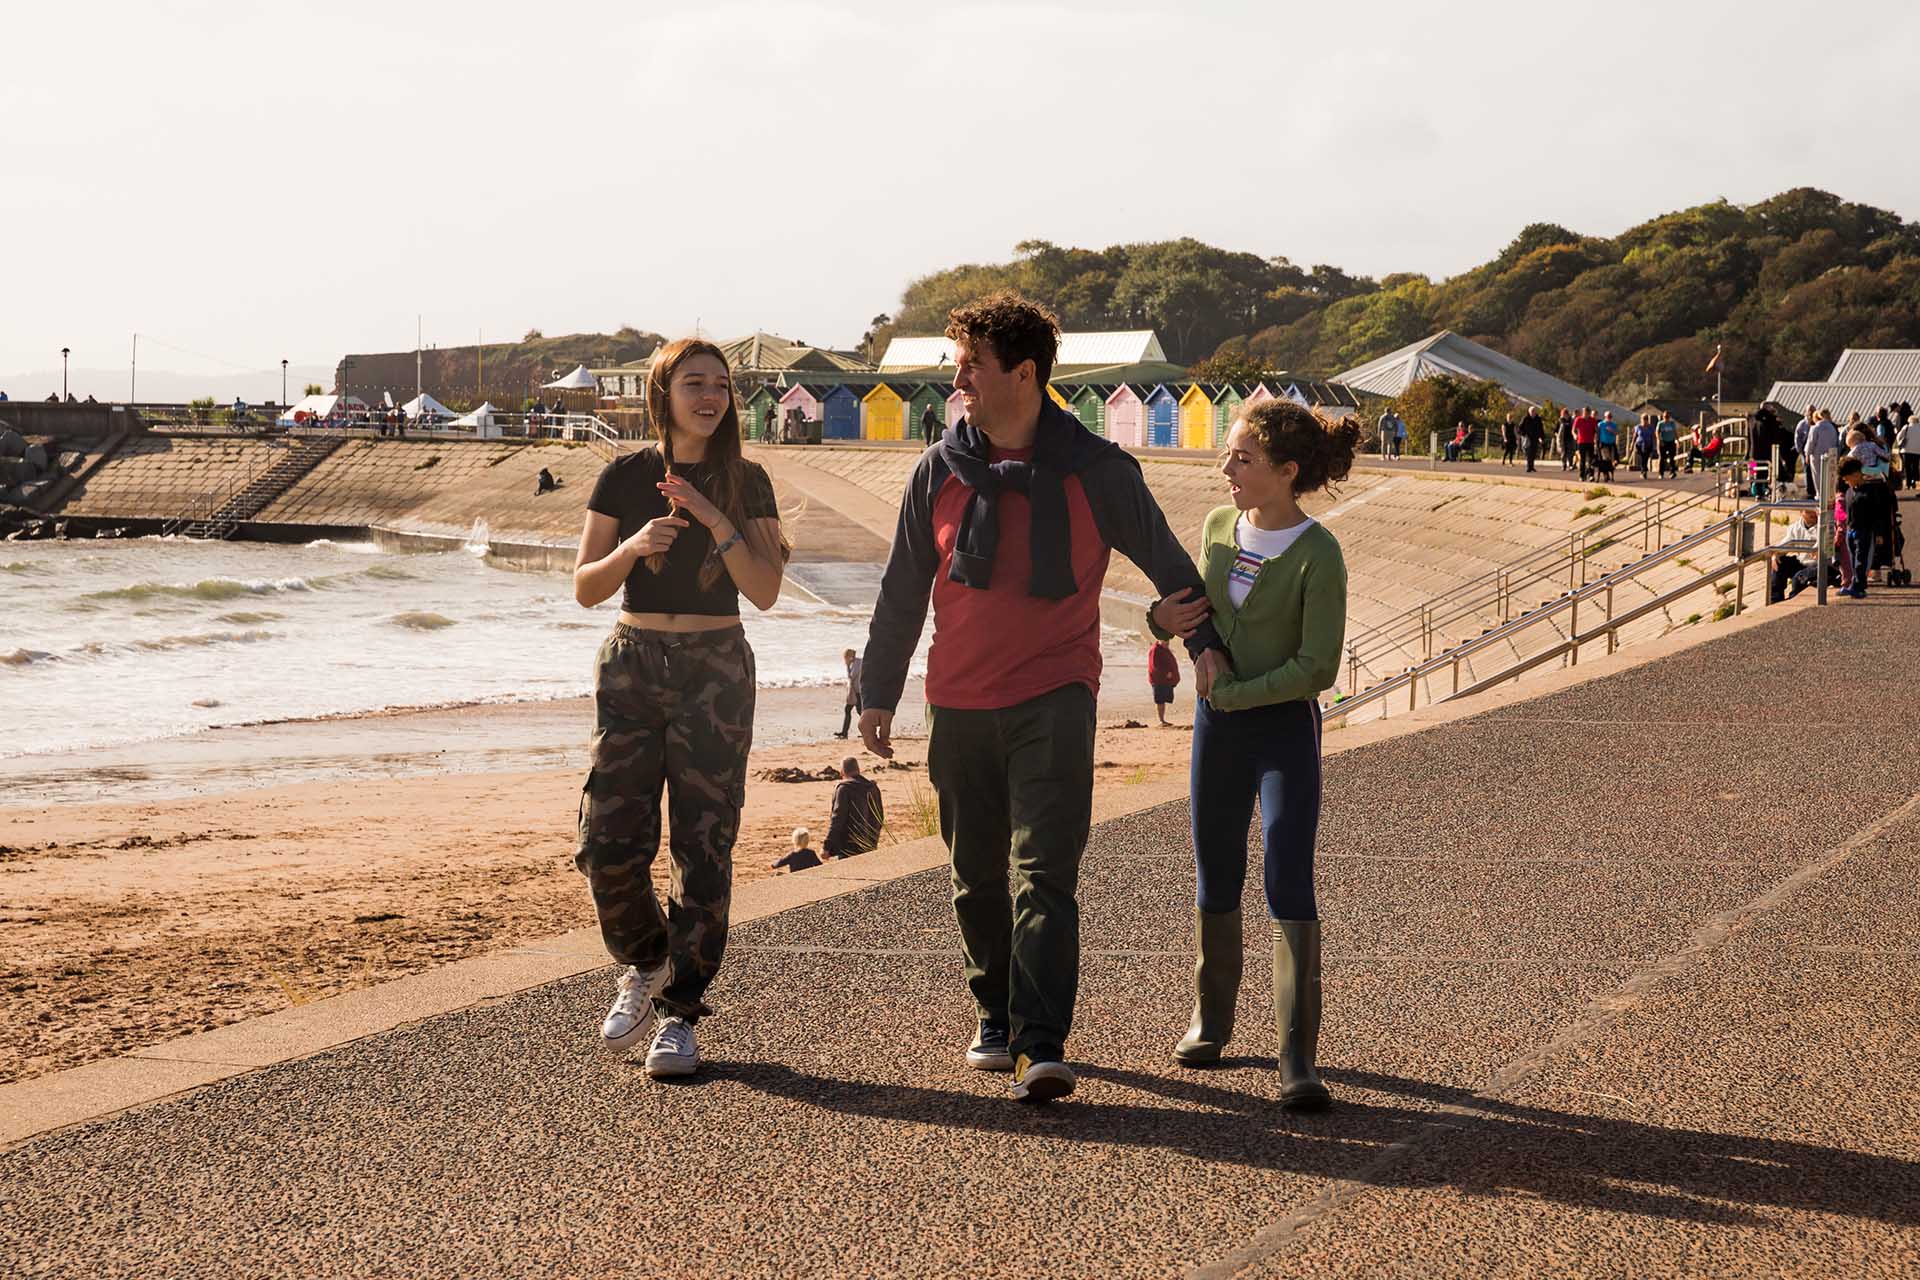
top-left (1144, 383), bottom-right (1179, 448)
top-left (821, 384), bottom-right (862, 439)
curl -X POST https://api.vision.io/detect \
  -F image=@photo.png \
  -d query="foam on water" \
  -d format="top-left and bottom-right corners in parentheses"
top-left (2, 537), bottom-right (936, 761)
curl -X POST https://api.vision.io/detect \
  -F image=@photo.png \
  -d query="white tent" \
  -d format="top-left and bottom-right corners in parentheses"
top-left (454, 401), bottom-right (502, 437)
top-left (400, 393), bottom-right (456, 421)
top-left (1334, 331), bottom-right (1634, 418)
top-left (542, 364), bottom-right (597, 390)
top-left (278, 393), bottom-right (367, 424)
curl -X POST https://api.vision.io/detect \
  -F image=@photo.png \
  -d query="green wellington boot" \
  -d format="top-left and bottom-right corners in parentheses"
top-left (1172, 908), bottom-right (1242, 1066)
top-left (1273, 920), bottom-right (1333, 1110)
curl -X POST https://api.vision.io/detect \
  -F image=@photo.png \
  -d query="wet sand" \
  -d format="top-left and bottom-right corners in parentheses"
top-left (0, 662), bottom-right (1203, 1083)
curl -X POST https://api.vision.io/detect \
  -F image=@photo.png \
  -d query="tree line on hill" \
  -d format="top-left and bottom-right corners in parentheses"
top-left (862, 188), bottom-right (1920, 404)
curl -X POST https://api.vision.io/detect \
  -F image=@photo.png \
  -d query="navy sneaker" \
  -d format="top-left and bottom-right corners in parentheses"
top-left (964, 1021), bottom-right (1013, 1072)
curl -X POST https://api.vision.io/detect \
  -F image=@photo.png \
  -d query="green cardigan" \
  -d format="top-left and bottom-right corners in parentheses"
top-left (1152, 505), bottom-right (1348, 711)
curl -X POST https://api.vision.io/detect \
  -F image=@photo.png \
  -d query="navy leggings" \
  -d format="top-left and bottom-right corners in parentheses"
top-left (1190, 696), bottom-right (1323, 920)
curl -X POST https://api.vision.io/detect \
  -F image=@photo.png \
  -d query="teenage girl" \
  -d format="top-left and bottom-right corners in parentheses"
top-left (1155, 399), bottom-right (1358, 1109)
top-left (572, 338), bottom-right (789, 1078)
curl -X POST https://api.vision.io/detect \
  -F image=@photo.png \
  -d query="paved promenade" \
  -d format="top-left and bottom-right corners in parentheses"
top-left (5, 595), bottom-right (1917, 1278)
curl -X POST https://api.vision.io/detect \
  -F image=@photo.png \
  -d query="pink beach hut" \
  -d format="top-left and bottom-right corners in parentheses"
top-left (945, 386), bottom-right (967, 428)
top-left (778, 383), bottom-right (823, 435)
top-left (1245, 382), bottom-right (1279, 409)
top-left (1104, 384), bottom-right (1145, 447)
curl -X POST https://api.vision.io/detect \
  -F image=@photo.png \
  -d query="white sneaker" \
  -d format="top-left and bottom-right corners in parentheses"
top-left (599, 964), bottom-right (665, 1053)
top-left (644, 1016), bottom-right (700, 1078)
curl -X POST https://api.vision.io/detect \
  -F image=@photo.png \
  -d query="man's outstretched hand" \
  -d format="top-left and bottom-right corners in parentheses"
top-left (1151, 588), bottom-right (1211, 638)
top-left (859, 707), bottom-right (894, 759)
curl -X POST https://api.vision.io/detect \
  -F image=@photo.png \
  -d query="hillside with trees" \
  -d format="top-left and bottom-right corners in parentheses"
top-left (869, 189), bottom-right (1920, 403)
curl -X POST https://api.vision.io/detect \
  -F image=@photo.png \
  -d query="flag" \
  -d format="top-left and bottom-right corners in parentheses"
top-left (1704, 345), bottom-right (1723, 374)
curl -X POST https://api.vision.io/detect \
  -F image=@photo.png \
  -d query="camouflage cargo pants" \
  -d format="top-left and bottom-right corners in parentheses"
top-left (576, 623), bottom-right (756, 1022)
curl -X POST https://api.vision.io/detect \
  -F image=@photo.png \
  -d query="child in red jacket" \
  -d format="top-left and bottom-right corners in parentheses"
top-left (1148, 639), bottom-right (1181, 726)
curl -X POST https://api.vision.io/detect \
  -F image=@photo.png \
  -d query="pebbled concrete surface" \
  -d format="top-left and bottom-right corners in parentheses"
top-left (3, 594), bottom-right (1917, 1278)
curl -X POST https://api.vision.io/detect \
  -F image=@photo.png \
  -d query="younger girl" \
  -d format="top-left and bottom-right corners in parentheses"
top-left (1156, 400), bottom-right (1357, 1109)
top-left (572, 338), bottom-right (789, 1078)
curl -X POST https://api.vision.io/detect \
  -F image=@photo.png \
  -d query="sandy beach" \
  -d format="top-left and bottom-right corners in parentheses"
top-left (0, 663), bottom-right (1201, 1084)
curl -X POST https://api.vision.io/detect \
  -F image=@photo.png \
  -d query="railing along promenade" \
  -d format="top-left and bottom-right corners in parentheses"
top-left (1340, 481), bottom-right (1731, 689)
top-left (1326, 496), bottom-right (1817, 726)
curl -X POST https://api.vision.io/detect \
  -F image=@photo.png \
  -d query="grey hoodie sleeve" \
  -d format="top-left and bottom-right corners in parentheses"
top-left (1080, 450), bottom-right (1226, 661)
top-left (859, 451), bottom-right (943, 713)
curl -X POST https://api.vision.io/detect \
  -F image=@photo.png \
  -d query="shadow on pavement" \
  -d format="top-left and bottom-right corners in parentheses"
top-left (727, 1059), bottom-right (1920, 1230)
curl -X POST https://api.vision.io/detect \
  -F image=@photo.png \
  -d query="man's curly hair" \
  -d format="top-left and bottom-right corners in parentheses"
top-left (944, 291), bottom-right (1060, 386)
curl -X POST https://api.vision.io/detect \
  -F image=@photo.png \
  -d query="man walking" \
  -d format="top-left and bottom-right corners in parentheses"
top-left (1803, 410), bottom-right (1842, 497)
top-left (1571, 406), bottom-right (1598, 481)
top-left (859, 292), bottom-right (1225, 1103)
top-left (1519, 407), bottom-right (1544, 472)
top-left (835, 647), bottom-right (862, 738)
top-left (1377, 407), bottom-right (1397, 460)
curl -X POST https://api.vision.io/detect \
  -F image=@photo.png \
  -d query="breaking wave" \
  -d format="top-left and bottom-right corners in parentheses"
top-left (81, 576), bottom-right (317, 605)
top-left (387, 611), bottom-right (457, 631)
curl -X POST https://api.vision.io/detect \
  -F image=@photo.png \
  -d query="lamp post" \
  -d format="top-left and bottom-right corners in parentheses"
top-left (61, 347), bottom-right (70, 400)
top-left (281, 359), bottom-right (288, 407)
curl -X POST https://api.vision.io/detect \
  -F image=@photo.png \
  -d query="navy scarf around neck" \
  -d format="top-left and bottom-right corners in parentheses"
top-left (939, 406), bottom-right (1098, 600)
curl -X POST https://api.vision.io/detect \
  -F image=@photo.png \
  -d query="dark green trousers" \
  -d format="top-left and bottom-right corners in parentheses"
top-left (927, 682), bottom-right (1095, 1062)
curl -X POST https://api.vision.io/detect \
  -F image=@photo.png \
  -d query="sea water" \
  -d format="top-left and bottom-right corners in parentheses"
top-left (2, 537), bottom-right (1142, 768)
top-left (0, 537), bottom-right (923, 762)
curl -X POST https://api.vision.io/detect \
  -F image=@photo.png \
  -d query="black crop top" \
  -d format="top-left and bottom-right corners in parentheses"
top-left (587, 448), bottom-right (779, 616)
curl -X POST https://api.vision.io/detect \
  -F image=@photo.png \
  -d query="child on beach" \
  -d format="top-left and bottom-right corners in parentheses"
top-left (1153, 400), bottom-right (1357, 1110)
top-left (772, 827), bottom-right (822, 873)
top-left (1147, 639), bottom-right (1180, 726)
top-left (571, 337), bottom-right (791, 1079)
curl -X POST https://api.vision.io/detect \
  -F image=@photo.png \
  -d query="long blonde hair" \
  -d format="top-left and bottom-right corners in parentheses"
top-left (644, 338), bottom-right (791, 585)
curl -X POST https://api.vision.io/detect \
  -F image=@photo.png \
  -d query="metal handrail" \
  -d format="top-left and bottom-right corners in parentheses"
top-left (1325, 499), bottom-right (1813, 725)
top-left (1341, 481), bottom-right (1725, 681)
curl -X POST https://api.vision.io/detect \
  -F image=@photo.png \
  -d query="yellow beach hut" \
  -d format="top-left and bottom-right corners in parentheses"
top-left (1178, 383), bottom-right (1216, 450)
top-left (861, 383), bottom-right (906, 441)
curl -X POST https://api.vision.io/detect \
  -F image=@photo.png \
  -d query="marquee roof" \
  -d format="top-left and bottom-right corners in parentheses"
top-left (1334, 330), bottom-right (1632, 416)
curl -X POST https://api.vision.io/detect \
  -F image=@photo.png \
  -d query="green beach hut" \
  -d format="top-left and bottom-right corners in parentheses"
top-left (905, 383), bottom-right (949, 443)
top-left (1212, 383), bottom-right (1246, 445)
top-left (744, 385), bottom-right (781, 440)
top-left (1067, 384), bottom-right (1108, 435)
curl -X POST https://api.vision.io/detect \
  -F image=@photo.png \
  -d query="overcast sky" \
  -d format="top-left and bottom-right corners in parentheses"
top-left (7, 0), bottom-right (1917, 398)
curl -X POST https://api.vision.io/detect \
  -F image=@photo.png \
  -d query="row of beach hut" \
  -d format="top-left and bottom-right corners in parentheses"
top-left (745, 380), bottom-right (1348, 448)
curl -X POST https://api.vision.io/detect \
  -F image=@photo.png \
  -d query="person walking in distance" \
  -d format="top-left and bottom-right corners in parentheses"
top-left (1557, 408), bottom-right (1576, 471)
top-left (1657, 410), bottom-right (1680, 479)
top-left (571, 338), bottom-right (790, 1079)
top-left (1499, 413), bottom-right (1518, 466)
top-left (858, 292), bottom-right (1228, 1103)
top-left (1519, 407), bottom-right (1544, 472)
top-left (835, 647), bottom-right (862, 738)
top-left (1571, 406), bottom-right (1598, 481)
top-left (1154, 400), bottom-right (1356, 1110)
top-left (1148, 638), bottom-right (1180, 726)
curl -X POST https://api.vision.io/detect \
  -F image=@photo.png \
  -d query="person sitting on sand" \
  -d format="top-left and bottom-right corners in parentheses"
top-left (1152, 399), bottom-right (1356, 1110)
top-left (571, 337), bottom-right (792, 1081)
top-left (822, 757), bottom-right (884, 859)
top-left (772, 827), bottom-right (821, 873)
